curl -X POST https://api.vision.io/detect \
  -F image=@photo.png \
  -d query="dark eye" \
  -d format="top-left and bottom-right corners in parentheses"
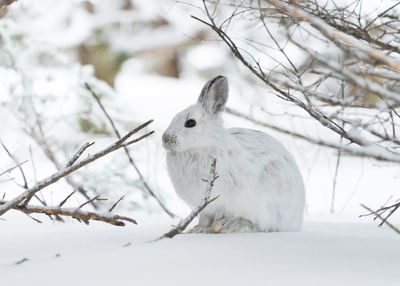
top-left (184, 119), bottom-right (196, 128)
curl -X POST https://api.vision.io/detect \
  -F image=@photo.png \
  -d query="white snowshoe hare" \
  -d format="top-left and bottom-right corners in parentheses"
top-left (163, 75), bottom-right (305, 233)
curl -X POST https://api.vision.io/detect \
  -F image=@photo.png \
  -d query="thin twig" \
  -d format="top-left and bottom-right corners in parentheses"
top-left (59, 189), bottom-right (77, 207)
top-left (157, 159), bottom-right (219, 240)
top-left (1, 141), bottom-right (51, 210)
top-left (109, 195), bottom-right (125, 212)
top-left (360, 204), bottom-right (400, 235)
top-left (1, 140), bottom-right (28, 189)
top-left (15, 258), bottom-right (29, 265)
top-left (78, 195), bottom-right (107, 209)
top-left (0, 160), bottom-right (28, 177)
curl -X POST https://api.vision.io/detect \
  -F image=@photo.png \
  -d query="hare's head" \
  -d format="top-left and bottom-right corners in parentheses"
top-left (163, 75), bottom-right (229, 152)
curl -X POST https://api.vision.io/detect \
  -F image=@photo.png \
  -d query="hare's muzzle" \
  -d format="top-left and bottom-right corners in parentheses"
top-left (162, 132), bottom-right (177, 150)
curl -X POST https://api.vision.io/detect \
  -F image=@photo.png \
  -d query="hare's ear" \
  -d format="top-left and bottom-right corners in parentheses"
top-left (197, 75), bottom-right (228, 114)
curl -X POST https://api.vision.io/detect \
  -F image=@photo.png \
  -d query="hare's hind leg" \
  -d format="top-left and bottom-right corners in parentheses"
top-left (211, 217), bottom-right (261, 233)
top-left (188, 213), bottom-right (214, 233)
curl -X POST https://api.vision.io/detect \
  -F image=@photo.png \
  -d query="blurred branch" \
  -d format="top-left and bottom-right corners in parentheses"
top-left (85, 83), bottom-right (176, 218)
top-left (0, 0), bottom-right (18, 18)
top-left (1, 141), bottom-right (28, 189)
top-left (0, 160), bottom-right (28, 177)
top-left (0, 0), bottom-right (17, 8)
top-left (0, 120), bottom-right (154, 217)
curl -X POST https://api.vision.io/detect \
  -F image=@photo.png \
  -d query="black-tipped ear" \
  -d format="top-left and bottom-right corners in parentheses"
top-left (197, 75), bottom-right (229, 114)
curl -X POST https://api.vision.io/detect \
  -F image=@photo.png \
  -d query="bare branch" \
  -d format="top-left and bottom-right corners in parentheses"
top-left (109, 195), bottom-right (125, 212)
top-left (0, 120), bottom-right (154, 216)
top-left (58, 189), bottom-right (77, 207)
top-left (78, 195), bottom-right (107, 209)
top-left (0, 199), bottom-right (137, 226)
top-left (360, 204), bottom-right (400, 235)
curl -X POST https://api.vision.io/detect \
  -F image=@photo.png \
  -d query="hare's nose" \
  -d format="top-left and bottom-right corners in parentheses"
top-left (162, 133), bottom-right (170, 144)
top-left (162, 133), bottom-right (176, 148)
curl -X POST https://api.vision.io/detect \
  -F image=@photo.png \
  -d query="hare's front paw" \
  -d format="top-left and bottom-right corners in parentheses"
top-left (211, 217), bottom-right (261, 233)
top-left (188, 224), bottom-right (212, 234)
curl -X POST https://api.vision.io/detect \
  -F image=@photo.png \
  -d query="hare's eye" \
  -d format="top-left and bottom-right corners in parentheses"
top-left (184, 119), bottom-right (196, 128)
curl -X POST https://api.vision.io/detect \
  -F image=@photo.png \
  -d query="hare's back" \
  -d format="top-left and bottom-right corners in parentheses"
top-left (228, 128), bottom-right (294, 162)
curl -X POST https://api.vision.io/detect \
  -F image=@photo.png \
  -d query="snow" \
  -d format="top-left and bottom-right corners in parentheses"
top-left (1, 213), bottom-right (399, 286)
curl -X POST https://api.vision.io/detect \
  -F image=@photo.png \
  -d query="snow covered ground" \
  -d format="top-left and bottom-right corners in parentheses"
top-left (1, 213), bottom-right (399, 286)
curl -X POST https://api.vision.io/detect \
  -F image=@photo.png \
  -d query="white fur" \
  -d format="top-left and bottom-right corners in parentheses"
top-left (163, 76), bottom-right (305, 233)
